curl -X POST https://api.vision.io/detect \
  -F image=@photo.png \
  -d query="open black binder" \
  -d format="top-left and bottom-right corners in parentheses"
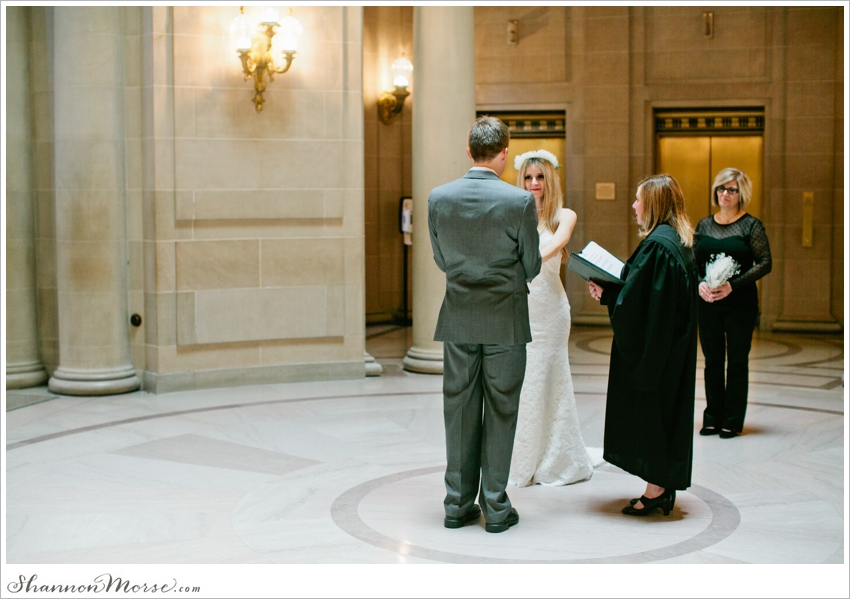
top-left (566, 242), bottom-right (625, 286)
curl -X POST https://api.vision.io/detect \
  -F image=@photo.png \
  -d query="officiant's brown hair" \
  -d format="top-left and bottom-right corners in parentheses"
top-left (637, 174), bottom-right (695, 248)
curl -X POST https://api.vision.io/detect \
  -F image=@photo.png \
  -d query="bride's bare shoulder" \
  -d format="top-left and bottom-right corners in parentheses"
top-left (555, 208), bottom-right (577, 228)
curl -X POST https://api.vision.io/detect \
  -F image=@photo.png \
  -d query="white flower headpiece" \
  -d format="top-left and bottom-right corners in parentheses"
top-left (514, 149), bottom-right (561, 171)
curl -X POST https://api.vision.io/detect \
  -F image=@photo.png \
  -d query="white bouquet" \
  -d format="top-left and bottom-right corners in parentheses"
top-left (704, 253), bottom-right (741, 289)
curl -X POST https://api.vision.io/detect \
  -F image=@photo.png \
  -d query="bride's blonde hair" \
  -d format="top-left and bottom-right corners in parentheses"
top-left (516, 156), bottom-right (567, 259)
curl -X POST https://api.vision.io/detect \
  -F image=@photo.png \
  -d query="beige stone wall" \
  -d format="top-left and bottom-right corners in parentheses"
top-left (138, 6), bottom-right (365, 391)
top-left (9, 5), bottom-right (843, 394)
top-left (468, 5), bottom-right (844, 330)
top-left (363, 6), bottom-right (413, 324)
top-left (774, 6), bottom-right (843, 328)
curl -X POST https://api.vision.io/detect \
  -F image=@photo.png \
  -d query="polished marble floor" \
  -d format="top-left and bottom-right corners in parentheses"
top-left (3, 326), bottom-right (847, 596)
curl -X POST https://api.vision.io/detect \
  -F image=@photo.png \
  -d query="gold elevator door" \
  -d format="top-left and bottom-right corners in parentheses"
top-left (657, 135), bottom-right (763, 225)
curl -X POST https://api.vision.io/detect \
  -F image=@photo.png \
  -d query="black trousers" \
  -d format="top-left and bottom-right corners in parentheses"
top-left (698, 295), bottom-right (759, 432)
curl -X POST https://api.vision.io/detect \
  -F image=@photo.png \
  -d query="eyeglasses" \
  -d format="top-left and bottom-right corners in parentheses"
top-left (717, 187), bottom-right (739, 195)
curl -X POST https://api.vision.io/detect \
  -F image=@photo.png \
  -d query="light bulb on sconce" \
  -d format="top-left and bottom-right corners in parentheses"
top-left (230, 6), bottom-right (303, 112)
top-left (378, 54), bottom-right (413, 125)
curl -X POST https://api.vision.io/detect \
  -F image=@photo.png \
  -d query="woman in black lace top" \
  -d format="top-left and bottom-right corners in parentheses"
top-left (696, 168), bottom-right (772, 438)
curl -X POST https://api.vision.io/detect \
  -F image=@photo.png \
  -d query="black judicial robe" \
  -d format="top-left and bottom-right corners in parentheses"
top-left (599, 224), bottom-right (699, 490)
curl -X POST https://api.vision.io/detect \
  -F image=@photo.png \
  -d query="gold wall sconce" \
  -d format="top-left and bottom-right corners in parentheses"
top-left (507, 20), bottom-right (519, 45)
top-left (703, 12), bottom-right (714, 38)
top-left (230, 6), bottom-right (303, 112)
top-left (378, 55), bottom-right (413, 125)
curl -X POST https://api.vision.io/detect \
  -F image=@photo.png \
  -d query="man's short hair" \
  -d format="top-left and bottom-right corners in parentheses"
top-left (468, 116), bottom-right (510, 162)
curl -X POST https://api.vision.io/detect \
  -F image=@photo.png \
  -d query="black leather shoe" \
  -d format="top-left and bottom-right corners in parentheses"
top-left (485, 507), bottom-right (519, 533)
top-left (629, 490), bottom-right (676, 507)
top-left (719, 429), bottom-right (738, 438)
top-left (444, 504), bottom-right (481, 529)
top-left (622, 490), bottom-right (675, 516)
top-left (699, 426), bottom-right (720, 436)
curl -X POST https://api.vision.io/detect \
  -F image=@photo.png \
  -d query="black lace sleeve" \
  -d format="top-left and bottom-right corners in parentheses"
top-left (730, 219), bottom-right (772, 289)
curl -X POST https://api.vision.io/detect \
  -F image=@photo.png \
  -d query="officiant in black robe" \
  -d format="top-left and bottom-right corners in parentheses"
top-left (589, 174), bottom-right (698, 516)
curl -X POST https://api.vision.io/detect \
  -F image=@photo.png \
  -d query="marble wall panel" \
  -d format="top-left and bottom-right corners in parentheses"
top-left (176, 291), bottom-right (195, 346)
top-left (584, 121), bottom-right (629, 156)
top-left (645, 7), bottom-right (768, 82)
top-left (324, 90), bottom-right (345, 139)
top-left (343, 236), bottom-right (364, 288)
top-left (156, 292), bottom-right (178, 347)
top-left (324, 189), bottom-right (345, 219)
top-left (173, 35), bottom-right (227, 89)
top-left (156, 343), bottom-right (262, 373)
top-left (344, 285), bottom-right (364, 336)
top-left (582, 86), bottom-right (629, 122)
top-left (143, 291), bottom-right (158, 346)
top-left (474, 6), bottom-right (568, 83)
top-left (261, 239), bottom-right (345, 287)
top-left (175, 190), bottom-right (329, 221)
top-left (191, 220), bottom-right (326, 241)
top-left (783, 155), bottom-right (834, 193)
top-left (174, 139), bottom-right (261, 190)
top-left (784, 118), bottom-right (836, 155)
top-left (785, 42), bottom-right (837, 83)
top-left (212, 89), bottom-right (299, 139)
top-left (260, 334), bottom-right (363, 364)
top-left (175, 240), bottom-right (260, 291)
top-left (184, 286), bottom-right (346, 345)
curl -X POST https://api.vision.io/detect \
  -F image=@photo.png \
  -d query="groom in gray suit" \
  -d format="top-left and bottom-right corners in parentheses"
top-left (428, 116), bottom-right (541, 533)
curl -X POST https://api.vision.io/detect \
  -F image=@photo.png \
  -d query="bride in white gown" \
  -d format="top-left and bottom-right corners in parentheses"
top-left (509, 150), bottom-right (604, 487)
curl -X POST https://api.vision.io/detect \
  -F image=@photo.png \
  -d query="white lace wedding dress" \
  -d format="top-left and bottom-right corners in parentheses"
top-left (509, 227), bottom-right (604, 487)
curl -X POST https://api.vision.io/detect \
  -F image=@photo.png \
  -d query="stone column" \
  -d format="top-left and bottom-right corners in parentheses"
top-left (48, 6), bottom-right (140, 395)
top-left (6, 7), bottom-right (49, 389)
top-left (403, 7), bottom-right (475, 374)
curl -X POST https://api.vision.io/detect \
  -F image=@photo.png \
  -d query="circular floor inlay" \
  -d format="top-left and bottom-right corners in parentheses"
top-left (331, 466), bottom-right (741, 564)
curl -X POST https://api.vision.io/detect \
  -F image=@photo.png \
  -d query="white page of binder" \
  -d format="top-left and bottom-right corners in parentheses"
top-left (580, 241), bottom-right (625, 278)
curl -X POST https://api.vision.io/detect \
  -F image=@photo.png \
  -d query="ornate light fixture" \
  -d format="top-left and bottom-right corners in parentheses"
top-left (378, 54), bottom-right (413, 125)
top-left (231, 6), bottom-right (303, 112)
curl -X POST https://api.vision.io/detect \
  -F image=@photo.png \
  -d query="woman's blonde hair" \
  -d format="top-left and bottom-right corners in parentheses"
top-left (636, 173), bottom-right (694, 247)
top-left (516, 156), bottom-right (567, 259)
top-left (711, 167), bottom-right (753, 209)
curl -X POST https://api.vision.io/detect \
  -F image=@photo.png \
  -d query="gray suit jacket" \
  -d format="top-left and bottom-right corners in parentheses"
top-left (428, 168), bottom-right (541, 345)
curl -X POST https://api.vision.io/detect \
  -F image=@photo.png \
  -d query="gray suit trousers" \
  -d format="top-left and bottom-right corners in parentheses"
top-left (443, 341), bottom-right (527, 523)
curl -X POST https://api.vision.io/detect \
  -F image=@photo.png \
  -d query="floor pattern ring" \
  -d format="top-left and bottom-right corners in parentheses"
top-left (331, 465), bottom-right (741, 564)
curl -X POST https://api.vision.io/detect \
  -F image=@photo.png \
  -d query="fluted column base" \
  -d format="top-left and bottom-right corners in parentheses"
top-left (403, 345), bottom-right (443, 374)
top-left (364, 351), bottom-right (383, 377)
top-left (48, 365), bottom-right (140, 396)
top-left (6, 360), bottom-right (48, 390)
